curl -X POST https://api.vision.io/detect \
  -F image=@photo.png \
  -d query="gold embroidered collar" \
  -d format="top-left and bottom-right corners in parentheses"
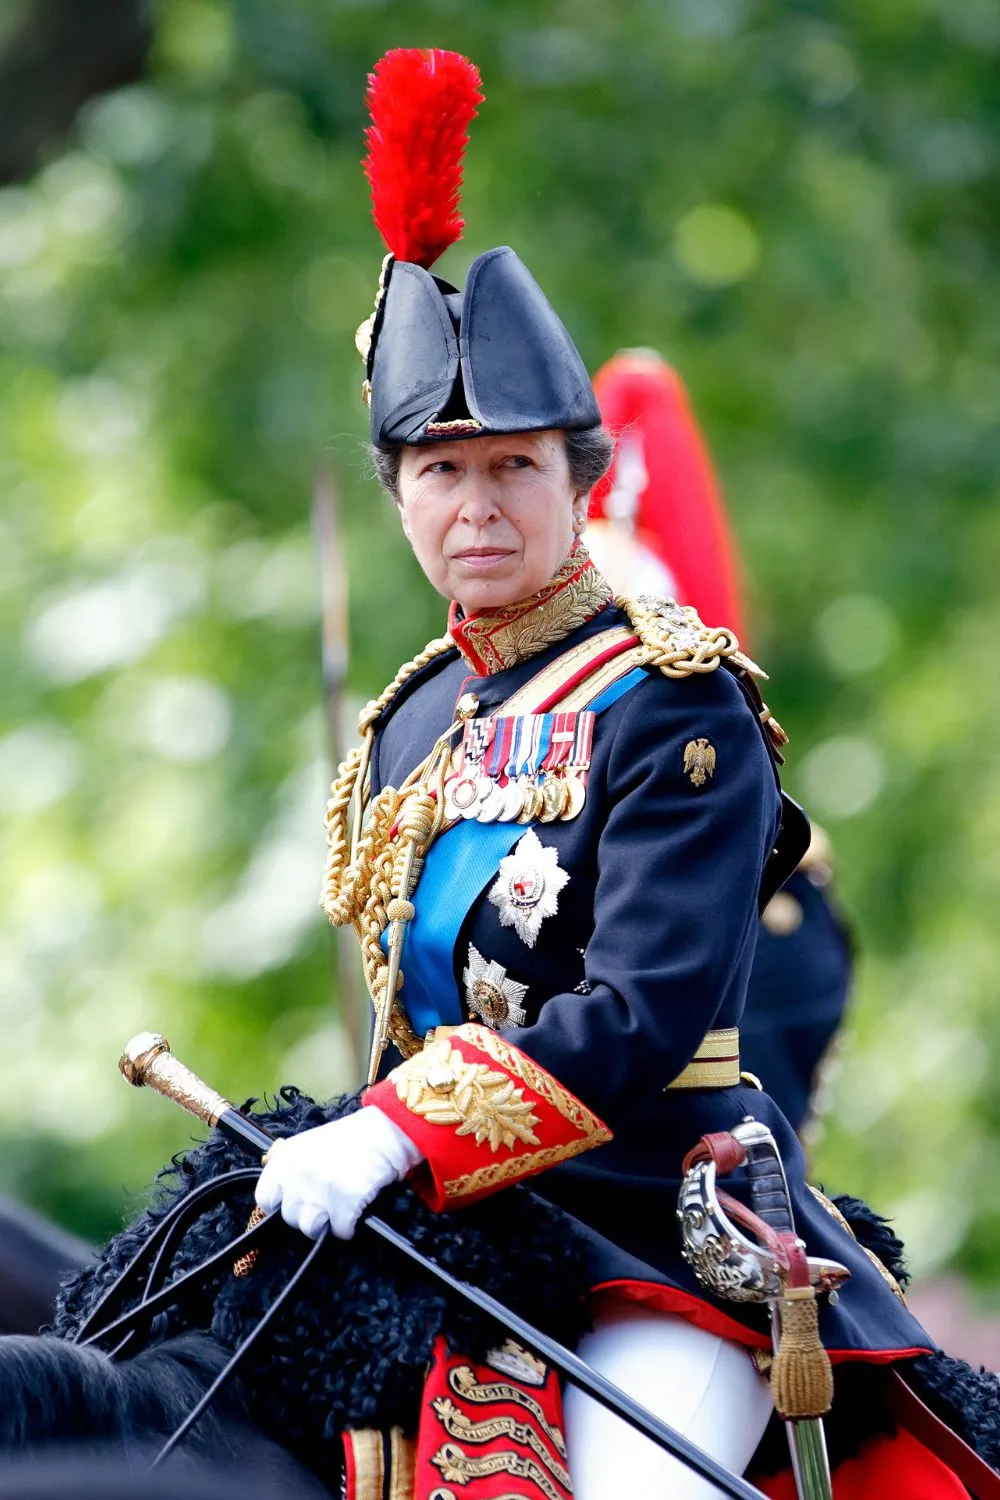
top-left (447, 543), bottom-right (614, 676)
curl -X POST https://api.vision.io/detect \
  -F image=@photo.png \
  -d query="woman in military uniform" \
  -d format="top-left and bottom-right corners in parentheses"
top-left (249, 49), bottom-right (975, 1500)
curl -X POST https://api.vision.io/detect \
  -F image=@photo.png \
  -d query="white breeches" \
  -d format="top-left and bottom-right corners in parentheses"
top-left (564, 1300), bottom-right (774, 1499)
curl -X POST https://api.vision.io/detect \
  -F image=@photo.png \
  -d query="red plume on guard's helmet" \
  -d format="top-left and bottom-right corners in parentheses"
top-left (590, 350), bottom-right (747, 643)
top-left (363, 49), bottom-right (483, 269)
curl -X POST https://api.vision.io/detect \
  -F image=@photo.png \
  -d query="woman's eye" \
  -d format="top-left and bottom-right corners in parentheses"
top-left (422, 460), bottom-right (457, 476)
top-left (504, 454), bottom-right (533, 469)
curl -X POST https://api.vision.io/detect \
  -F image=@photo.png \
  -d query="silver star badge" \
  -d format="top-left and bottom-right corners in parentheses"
top-left (463, 945), bottom-right (529, 1028)
top-left (487, 828), bottom-right (570, 948)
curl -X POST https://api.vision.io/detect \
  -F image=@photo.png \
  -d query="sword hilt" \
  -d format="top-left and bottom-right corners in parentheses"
top-left (733, 1117), bottom-right (796, 1237)
top-left (744, 1142), bottom-right (795, 1235)
top-left (120, 1032), bottom-right (272, 1155)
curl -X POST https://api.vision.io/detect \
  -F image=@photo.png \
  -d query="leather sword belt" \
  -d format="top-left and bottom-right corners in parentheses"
top-left (666, 1028), bottom-right (741, 1089)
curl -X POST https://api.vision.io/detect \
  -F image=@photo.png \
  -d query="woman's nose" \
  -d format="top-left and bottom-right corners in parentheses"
top-left (456, 477), bottom-right (502, 524)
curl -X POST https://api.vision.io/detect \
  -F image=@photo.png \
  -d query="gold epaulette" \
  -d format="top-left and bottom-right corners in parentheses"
top-left (620, 595), bottom-right (789, 756)
top-left (619, 594), bottom-right (764, 680)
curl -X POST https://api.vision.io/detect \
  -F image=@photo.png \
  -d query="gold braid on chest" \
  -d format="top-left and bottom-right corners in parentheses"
top-left (319, 634), bottom-right (457, 1059)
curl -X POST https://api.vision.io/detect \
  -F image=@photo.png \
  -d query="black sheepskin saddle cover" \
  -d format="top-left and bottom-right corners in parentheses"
top-left (49, 1088), bottom-right (592, 1483)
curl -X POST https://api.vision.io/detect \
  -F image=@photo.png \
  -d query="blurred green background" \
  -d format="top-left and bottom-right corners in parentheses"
top-left (1, 0), bottom-right (998, 1296)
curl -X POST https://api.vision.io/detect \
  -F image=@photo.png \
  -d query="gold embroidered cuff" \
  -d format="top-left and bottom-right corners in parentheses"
top-left (365, 1023), bottom-right (611, 1209)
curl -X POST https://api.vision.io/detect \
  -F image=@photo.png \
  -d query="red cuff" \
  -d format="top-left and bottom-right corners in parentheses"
top-left (364, 1023), bottom-right (612, 1210)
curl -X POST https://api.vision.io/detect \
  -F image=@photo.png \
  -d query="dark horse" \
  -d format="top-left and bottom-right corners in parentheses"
top-left (0, 1090), bottom-right (593, 1494)
top-left (0, 1198), bottom-right (91, 1336)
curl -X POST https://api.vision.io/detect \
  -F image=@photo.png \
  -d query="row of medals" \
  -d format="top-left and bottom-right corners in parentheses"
top-left (443, 758), bottom-right (587, 825)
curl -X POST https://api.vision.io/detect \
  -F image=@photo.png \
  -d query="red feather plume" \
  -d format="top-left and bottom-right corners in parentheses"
top-left (363, 49), bottom-right (484, 269)
top-left (591, 351), bottom-right (748, 643)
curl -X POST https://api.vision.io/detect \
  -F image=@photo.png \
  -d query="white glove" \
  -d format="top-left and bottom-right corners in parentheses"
top-left (254, 1106), bottom-right (425, 1240)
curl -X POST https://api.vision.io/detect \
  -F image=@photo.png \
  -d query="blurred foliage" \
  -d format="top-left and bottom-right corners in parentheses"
top-left (0, 0), bottom-right (998, 1286)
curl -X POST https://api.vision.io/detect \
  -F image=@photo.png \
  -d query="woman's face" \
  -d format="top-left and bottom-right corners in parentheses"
top-left (396, 430), bottom-right (587, 614)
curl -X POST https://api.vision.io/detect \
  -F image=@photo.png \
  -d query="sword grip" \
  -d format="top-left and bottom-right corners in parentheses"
top-left (744, 1140), bottom-right (794, 1236)
top-left (119, 1032), bottom-right (273, 1155)
top-left (120, 1032), bottom-right (232, 1126)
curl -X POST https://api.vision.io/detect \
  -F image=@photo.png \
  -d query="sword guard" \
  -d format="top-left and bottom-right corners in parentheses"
top-left (677, 1125), bottom-right (850, 1305)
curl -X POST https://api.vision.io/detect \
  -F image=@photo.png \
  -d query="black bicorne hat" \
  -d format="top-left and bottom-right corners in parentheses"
top-left (358, 50), bottom-right (600, 451)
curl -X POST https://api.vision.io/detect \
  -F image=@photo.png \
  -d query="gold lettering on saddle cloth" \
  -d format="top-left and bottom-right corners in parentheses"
top-left (463, 945), bottom-right (528, 1028)
top-left (431, 1444), bottom-right (566, 1500)
top-left (487, 829), bottom-right (569, 949)
top-left (449, 1365), bottom-right (566, 1452)
top-left (431, 1400), bottom-right (572, 1489)
top-left (683, 737), bottom-right (717, 787)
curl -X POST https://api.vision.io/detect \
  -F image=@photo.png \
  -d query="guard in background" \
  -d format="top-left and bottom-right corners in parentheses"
top-left (587, 348), bottom-right (852, 1131)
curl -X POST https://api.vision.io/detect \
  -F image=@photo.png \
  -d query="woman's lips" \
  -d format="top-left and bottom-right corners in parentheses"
top-left (452, 548), bottom-right (514, 569)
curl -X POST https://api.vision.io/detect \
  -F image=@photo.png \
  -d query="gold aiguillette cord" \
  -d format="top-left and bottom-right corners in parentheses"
top-left (366, 733), bottom-right (453, 1084)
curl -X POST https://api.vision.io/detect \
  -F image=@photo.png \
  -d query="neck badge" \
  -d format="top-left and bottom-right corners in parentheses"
top-left (487, 828), bottom-right (569, 948)
top-left (463, 944), bottom-right (529, 1028)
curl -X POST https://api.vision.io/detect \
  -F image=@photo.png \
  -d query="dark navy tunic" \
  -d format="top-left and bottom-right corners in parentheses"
top-left (373, 604), bottom-right (932, 1361)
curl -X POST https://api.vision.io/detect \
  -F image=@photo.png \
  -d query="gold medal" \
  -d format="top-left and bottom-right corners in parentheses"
top-left (517, 780), bottom-right (544, 824)
top-left (559, 770), bottom-right (587, 820)
top-left (539, 774), bottom-right (568, 823)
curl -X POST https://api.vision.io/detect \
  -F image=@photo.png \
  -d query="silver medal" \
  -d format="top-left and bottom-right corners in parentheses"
top-left (461, 773), bottom-right (494, 819)
top-left (445, 772), bottom-right (481, 821)
top-left (477, 779), bottom-right (507, 823)
top-left (499, 776), bottom-right (527, 822)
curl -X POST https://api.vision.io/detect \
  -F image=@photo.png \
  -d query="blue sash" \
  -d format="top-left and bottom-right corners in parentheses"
top-left (394, 666), bottom-right (647, 1036)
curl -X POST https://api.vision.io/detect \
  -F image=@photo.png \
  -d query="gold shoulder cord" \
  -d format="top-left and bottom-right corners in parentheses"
top-left (620, 594), bottom-right (762, 678)
top-left (320, 634), bottom-right (457, 1063)
top-left (619, 595), bottom-right (788, 752)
